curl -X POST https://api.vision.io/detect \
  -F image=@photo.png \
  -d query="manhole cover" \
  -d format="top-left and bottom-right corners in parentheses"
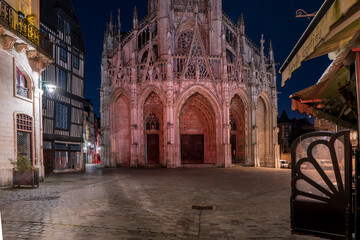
top-left (24, 196), bottom-right (60, 201)
top-left (192, 205), bottom-right (213, 210)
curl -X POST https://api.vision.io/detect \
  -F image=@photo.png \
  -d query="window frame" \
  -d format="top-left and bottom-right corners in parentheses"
top-left (15, 67), bottom-right (30, 99)
top-left (58, 68), bottom-right (67, 90)
top-left (73, 50), bottom-right (79, 69)
top-left (54, 102), bottom-right (70, 131)
top-left (60, 42), bottom-right (67, 62)
top-left (57, 15), bottom-right (63, 30)
top-left (65, 22), bottom-right (71, 35)
top-left (16, 114), bottom-right (33, 164)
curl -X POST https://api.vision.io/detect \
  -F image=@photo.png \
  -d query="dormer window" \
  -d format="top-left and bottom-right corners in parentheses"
top-left (16, 67), bottom-right (29, 98)
top-left (65, 22), bottom-right (71, 35)
top-left (57, 15), bottom-right (63, 30)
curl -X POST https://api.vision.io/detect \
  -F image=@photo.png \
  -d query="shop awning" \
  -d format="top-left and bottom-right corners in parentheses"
top-left (279, 0), bottom-right (360, 86)
top-left (290, 60), bottom-right (357, 129)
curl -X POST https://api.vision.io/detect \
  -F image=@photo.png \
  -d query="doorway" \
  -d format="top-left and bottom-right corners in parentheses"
top-left (181, 134), bottom-right (204, 164)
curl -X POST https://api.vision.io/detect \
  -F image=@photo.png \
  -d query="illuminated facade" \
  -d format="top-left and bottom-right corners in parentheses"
top-left (101, 0), bottom-right (279, 168)
top-left (0, 0), bottom-right (52, 186)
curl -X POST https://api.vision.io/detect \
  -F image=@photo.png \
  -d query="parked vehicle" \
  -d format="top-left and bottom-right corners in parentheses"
top-left (280, 160), bottom-right (290, 168)
top-left (320, 160), bottom-right (332, 170)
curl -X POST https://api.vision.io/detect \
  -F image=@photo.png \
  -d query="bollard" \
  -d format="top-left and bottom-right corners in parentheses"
top-left (0, 212), bottom-right (3, 240)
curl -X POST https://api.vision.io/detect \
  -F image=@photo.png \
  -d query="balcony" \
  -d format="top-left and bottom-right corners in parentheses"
top-left (16, 85), bottom-right (28, 98)
top-left (0, 0), bottom-right (52, 57)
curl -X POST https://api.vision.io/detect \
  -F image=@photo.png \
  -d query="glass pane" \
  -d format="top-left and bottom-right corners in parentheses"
top-left (43, 141), bottom-right (52, 149)
top-left (17, 131), bottom-right (31, 160)
top-left (55, 151), bottom-right (68, 169)
top-left (70, 152), bottom-right (80, 168)
top-left (294, 134), bottom-right (346, 202)
top-left (69, 144), bottom-right (80, 151)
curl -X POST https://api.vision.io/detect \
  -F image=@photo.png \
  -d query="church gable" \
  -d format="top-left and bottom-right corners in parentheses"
top-left (100, 0), bottom-right (279, 169)
top-left (183, 24), bottom-right (211, 81)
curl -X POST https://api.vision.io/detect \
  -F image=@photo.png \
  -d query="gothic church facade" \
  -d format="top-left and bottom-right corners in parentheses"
top-left (100, 0), bottom-right (279, 168)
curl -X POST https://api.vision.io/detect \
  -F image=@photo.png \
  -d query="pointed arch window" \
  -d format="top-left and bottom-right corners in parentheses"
top-left (146, 113), bottom-right (159, 130)
top-left (177, 31), bottom-right (193, 55)
top-left (226, 49), bottom-right (235, 64)
top-left (230, 115), bottom-right (237, 131)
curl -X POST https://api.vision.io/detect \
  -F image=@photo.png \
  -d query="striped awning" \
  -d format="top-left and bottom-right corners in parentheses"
top-left (280, 0), bottom-right (360, 86)
top-left (290, 62), bottom-right (357, 129)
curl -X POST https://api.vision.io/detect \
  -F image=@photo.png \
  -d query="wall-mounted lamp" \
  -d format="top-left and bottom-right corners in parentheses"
top-left (45, 84), bottom-right (57, 93)
top-left (42, 81), bottom-right (57, 93)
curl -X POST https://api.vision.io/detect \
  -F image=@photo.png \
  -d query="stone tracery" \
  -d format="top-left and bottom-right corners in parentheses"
top-left (101, 0), bottom-right (279, 169)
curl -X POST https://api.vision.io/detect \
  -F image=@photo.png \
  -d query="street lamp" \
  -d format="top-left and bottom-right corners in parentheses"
top-left (45, 84), bottom-right (57, 93)
top-left (42, 81), bottom-right (57, 93)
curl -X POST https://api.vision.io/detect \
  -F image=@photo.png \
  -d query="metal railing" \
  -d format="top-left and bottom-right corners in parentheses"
top-left (16, 85), bottom-right (28, 98)
top-left (0, 0), bottom-right (52, 56)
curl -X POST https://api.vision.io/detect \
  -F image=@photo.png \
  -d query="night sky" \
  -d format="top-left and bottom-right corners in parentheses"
top-left (71, 0), bottom-right (330, 120)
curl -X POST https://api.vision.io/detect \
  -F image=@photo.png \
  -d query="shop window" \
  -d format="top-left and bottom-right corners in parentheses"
top-left (16, 67), bottom-right (29, 98)
top-left (70, 152), bottom-right (80, 169)
top-left (55, 103), bottom-right (69, 130)
top-left (55, 151), bottom-right (68, 169)
top-left (59, 69), bottom-right (67, 89)
top-left (70, 144), bottom-right (80, 151)
top-left (16, 114), bottom-right (32, 161)
top-left (60, 42), bottom-right (67, 62)
top-left (43, 141), bottom-right (52, 149)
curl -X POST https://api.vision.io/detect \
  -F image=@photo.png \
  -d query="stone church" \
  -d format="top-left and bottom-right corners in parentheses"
top-left (100, 0), bottom-right (279, 168)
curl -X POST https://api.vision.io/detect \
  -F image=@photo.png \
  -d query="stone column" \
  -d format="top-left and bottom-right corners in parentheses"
top-left (33, 78), bottom-right (45, 180)
top-left (223, 81), bottom-right (231, 168)
top-left (130, 68), bottom-right (139, 167)
top-left (251, 101), bottom-right (259, 167)
top-left (166, 59), bottom-right (176, 168)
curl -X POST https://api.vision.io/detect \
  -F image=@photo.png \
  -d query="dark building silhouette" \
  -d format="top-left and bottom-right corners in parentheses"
top-left (40, 0), bottom-right (85, 174)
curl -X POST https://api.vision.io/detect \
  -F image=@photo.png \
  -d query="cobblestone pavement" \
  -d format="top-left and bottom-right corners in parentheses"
top-left (0, 165), bottom-right (325, 240)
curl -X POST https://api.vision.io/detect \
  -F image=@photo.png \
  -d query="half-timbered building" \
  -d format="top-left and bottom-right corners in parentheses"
top-left (40, 0), bottom-right (85, 174)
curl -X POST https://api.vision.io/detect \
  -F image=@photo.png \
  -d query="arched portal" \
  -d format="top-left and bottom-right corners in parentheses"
top-left (113, 95), bottom-right (131, 166)
top-left (143, 92), bottom-right (164, 164)
top-left (180, 93), bottom-right (216, 164)
top-left (256, 96), bottom-right (267, 166)
top-left (230, 95), bottom-right (246, 164)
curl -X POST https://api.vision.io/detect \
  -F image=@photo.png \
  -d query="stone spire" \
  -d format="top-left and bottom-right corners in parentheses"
top-left (106, 12), bottom-right (115, 51)
top-left (269, 39), bottom-right (274, 63)
top-left (117, 8), bottom-right (121, 43)
top-left (260, 34), bottom-right (265, 70)
top-left (109, 12), bottom-right (113, 36)
top-left (118, 9), bottom-right (121, 34)
top-left (268, 39), bottom-right (276, 88)
top-left (133, 6), bottom-right (138, 29)
top-left (238, 13), bottom-right (246, 55)
top-left (239, 13), bottom-right (245, 35)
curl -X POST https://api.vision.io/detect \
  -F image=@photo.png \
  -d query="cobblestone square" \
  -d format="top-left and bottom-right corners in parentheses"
top-left (0, 165), bottom-right (323, 239)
